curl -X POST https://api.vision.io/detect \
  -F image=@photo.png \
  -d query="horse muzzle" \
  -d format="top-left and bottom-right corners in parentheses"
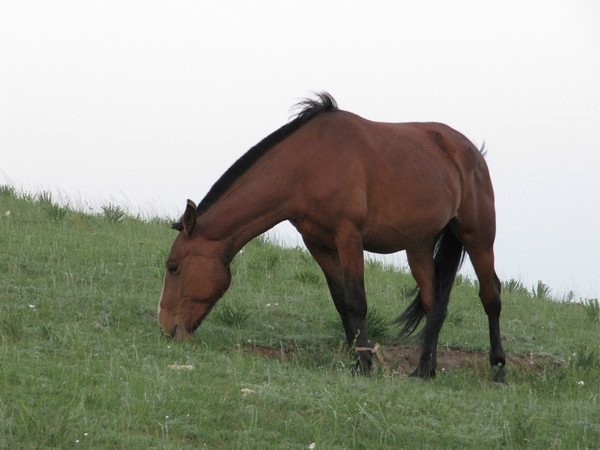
top-left (161, 322), bottom-right (194, 341)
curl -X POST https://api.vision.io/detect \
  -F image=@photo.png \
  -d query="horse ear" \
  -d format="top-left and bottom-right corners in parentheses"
top-left (182, 199), bottom-right (198, 236)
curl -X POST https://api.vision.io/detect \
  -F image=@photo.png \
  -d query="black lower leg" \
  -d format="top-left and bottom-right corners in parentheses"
top-left (348, 313), bottom-right (373, 374)
top-left (485, 281), bottom-right (507, 383)
top-left (410, 300), bottom-right (448, 379)
top-left (488, 316), bottom-right (506, 383)
top-left (346, 280), bottom-right (372, 374)
top-left (411, 333), bottom-right (439, 379)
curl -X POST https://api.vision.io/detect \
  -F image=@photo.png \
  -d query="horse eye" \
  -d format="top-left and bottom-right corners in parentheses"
top-left (167, 264), bottom-right (179, 274)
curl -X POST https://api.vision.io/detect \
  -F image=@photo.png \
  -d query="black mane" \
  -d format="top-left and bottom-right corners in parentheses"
top-left (194, 92), bottom-right (338, 216)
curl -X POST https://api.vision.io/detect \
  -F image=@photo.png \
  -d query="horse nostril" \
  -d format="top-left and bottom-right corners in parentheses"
top-left (168, 324), bottom-right (177, 338)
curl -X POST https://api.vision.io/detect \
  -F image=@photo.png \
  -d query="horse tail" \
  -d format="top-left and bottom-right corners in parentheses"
top-left (396, 224), bottom-right (466, 340)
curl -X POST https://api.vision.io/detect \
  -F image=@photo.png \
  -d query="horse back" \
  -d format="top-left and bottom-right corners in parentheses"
top-left (288, 112), bottom-right (491, 252)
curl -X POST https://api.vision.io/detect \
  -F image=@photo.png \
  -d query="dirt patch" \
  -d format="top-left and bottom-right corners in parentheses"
top-left (249, 344), bottom-right (559, 376)
top-left (381, 345), bottom-right (559, 376)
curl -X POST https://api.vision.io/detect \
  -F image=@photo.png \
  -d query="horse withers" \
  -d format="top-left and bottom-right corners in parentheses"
top-left (157, 93), bottom-right (506, 382)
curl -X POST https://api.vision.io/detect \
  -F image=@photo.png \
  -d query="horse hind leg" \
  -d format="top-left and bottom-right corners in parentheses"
top-left (405, 248), bottom-right (438, 379)
top-left (463, 244), bottom-right (507, 383)
top-left (403, 226), bottom-right (466, 379)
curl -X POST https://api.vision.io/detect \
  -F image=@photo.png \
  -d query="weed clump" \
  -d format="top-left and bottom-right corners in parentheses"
top-left (38, 191), bottom-right (69, 221)
top-left (532, 280), bottom-right (552, 299)
top-left (214, 303), bottom-right (250, 328)
top-left (0, 185), bottom-right (17, 198)
top-left (101, 204), bottom-right (126, 223)
top-left (583, 298), bottom-right (599, 322)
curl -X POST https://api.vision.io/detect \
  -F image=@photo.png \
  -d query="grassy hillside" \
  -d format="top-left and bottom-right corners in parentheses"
top-left (0, 186), bottom-right (598, 448)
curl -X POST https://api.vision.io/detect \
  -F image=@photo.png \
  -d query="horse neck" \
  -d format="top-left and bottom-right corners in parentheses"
top-left (196, 157), bottom-right (296, 262)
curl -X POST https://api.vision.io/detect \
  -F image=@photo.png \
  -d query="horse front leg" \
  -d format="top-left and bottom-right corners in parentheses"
top-left (322, 270), bottom-right (372, 374)
top-left (303, 234), bottom-right (373, 374)
top-left (335, 229), bottom-right (372, 374)
top-left (340, 274), bottom-right (372, 374)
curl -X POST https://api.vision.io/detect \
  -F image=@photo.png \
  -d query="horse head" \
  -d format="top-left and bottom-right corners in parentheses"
top-left (157, 200), bottom-right (231, 340)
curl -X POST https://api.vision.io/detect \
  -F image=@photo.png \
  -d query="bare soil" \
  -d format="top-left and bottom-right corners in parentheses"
top-left (251, 344), bottom-right (560, 376)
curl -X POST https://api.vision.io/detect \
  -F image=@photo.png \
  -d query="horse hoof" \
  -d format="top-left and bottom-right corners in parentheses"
top-left (492, 366), bottom-right (507, 384)
top-left (409, 367), bottom-right (436, 380)
top-left (353, 359), bottom-right (373, 376)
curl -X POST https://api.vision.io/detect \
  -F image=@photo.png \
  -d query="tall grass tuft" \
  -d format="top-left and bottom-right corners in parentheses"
top-left (365, 308), bottom-right (389, 342)
top-left (573, 346), bottom-right (600, 371)
top-left (331, 307), bottom-right (389, 342)
top-left (38, 191), bottom-right (69, 221)
top-left (583, 298), bottom-right (599, 322)
top-left (503, 278), bottom-right (528, 295)
top-left (293, 269), bottom-right (322, 286)
top-left (0, 185), bottom-right (17, 198)
top-left (213, 302), bottom-right (251, 328)
top-left (101, 203), bottom-right (126, 223)
top-left (532, 280), bottom-right (551, 299)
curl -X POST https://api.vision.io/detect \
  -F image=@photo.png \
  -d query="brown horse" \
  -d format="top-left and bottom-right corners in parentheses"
top-left (158, 93), bottom-right (506, 382)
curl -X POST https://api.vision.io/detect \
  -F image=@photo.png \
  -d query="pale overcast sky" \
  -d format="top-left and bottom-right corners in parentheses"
top-left (1, 0), bottom-right (598, 298)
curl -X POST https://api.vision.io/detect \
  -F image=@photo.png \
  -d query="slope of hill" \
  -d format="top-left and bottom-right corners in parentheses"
top-left (1, 186), bottom-right (598, 448)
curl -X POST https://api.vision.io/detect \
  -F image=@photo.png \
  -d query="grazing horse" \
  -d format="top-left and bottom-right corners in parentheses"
top-left (158, 93), bottom-right (506, 382)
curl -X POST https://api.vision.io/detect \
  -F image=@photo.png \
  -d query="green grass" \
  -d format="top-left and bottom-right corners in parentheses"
top-left (0, 186), bottom-right (598, 448)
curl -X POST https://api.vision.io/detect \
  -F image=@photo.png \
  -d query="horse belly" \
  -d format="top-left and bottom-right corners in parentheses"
top-left (362, 213), bottom-right (450, 254)
top-left (362, 227), bottom-right (408, 254)
top-left (361, 180), bottom-right (458, 254)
